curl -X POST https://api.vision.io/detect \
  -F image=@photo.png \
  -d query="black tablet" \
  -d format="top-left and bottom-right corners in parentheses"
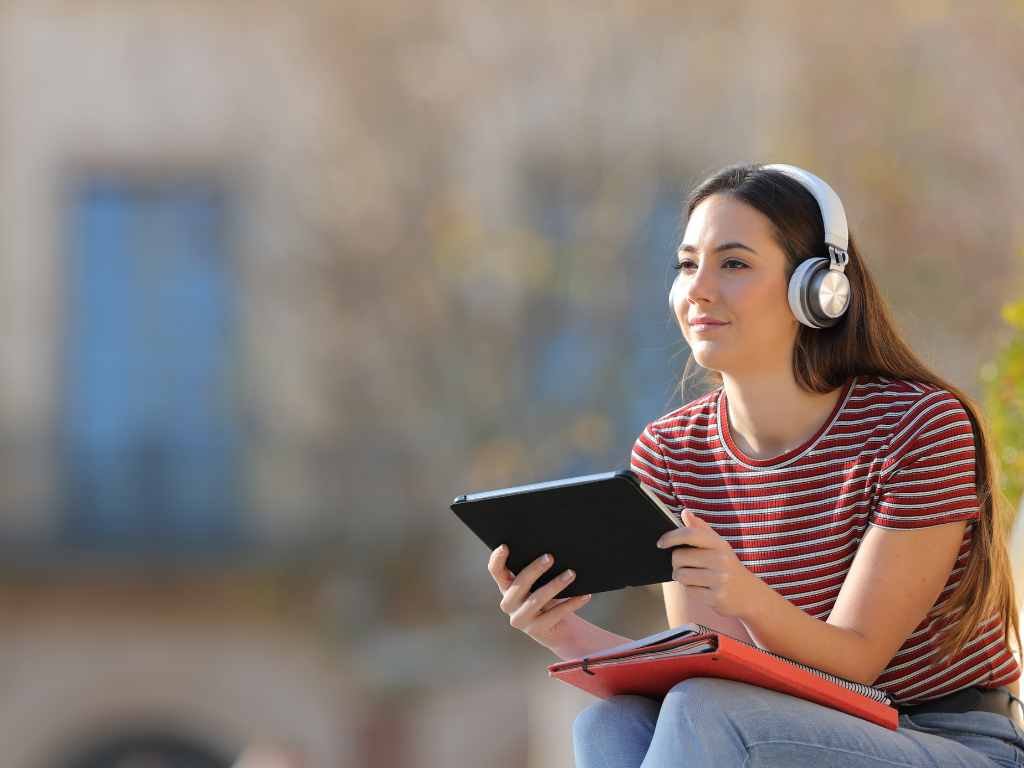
top-left (450, 469), bottom-right (684, 598)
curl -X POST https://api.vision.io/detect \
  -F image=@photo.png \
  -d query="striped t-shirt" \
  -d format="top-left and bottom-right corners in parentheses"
top-left (630, 373), bottom-right (1020, 704)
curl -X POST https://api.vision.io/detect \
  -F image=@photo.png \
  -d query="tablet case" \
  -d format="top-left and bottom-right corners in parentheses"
top-left (450, 470), bottom-right (683, 597)
top-left (548, 622), bottom-right (899, 730)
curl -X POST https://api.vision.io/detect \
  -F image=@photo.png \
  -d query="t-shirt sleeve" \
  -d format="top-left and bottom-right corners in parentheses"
top-left (629, 423), bottom-right (683, 515)
top-left (871, 393), bottom-right (981, 530)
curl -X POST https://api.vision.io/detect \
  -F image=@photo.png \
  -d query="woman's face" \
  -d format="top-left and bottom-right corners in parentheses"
top-left (671, 193), bottom-right (798, 377)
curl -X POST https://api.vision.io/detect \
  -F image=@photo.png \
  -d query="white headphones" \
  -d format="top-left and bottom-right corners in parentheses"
top-left (672, 163), bottom-right (852, 330)
top-left (762, 163), bottom-right (852, 329)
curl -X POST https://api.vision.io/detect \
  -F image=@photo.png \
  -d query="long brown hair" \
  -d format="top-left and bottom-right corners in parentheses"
top-left (676, 162), bottom-right (1020, 665)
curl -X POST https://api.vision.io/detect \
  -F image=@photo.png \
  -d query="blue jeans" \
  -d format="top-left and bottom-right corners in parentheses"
top-left (572, 678), bottom-right (1024, 767)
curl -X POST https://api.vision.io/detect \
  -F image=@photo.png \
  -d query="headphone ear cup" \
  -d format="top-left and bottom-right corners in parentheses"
top-left (811, 266), bottom-right (851, 323)
top-left (789, 257), bottom-right (851, 329)
top-left (788, 258), bottom-right (828, 328)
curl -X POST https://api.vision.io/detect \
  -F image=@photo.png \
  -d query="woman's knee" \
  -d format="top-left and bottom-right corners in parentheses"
top-left (665, 676), bottom-right (756, 707)
top-left (573, 694), bottom-right (659, 740)
top-left (661, 677), bottom-right (804, 742)
top-left (662, 676), bottom-right (772, 726)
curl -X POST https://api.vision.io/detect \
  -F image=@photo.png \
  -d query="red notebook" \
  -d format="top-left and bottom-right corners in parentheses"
top-left (548, 623), bottom-right (899, 730)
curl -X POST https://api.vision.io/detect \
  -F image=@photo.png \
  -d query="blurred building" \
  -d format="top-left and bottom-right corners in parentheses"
top-left (0, 3), bottom-right (686, 765)
top-left (0, 2), bottom-right (1020, 767)
top-left (0, 4), bottom-right (356, 766)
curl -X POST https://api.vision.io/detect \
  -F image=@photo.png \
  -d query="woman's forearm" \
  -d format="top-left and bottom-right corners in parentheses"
top-left (663, 581), bottom-right (755, 644)
top-left (683, 602), bottom-right (755, 644)
top-left (545, 613), bottom-right (633, 661)
top-left (543, 601), bottom-right (755, 662)
top-left (737, 579), bottom-right (873, 684)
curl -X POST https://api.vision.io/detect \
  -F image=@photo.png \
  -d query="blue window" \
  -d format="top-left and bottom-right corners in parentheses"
top-left (624, 182), bottom-right (690, 442)
top-left (60, 177), bottom-right (240, 552)
top-left (523, 177), bottom-right (689, 479)
top-left (523, 173), bottom-right (607, 478)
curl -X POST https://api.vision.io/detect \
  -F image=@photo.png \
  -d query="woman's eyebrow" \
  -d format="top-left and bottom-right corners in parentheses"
top-left (678, 241), bottom-right (758, 256)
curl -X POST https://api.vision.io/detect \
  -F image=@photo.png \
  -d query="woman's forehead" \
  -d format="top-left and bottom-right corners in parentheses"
top-left (683, 195), bottom-right (775, 251)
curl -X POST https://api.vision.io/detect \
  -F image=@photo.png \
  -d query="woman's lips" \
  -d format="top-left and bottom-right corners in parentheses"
top-left (691, 322), bottom-right (729, 333)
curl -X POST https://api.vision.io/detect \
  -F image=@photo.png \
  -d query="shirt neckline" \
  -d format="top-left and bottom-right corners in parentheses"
top-left (717, 375), bottom-right (857, 469)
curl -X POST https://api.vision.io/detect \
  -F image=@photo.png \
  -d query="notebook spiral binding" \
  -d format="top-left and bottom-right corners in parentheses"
top-left (688, 622), bottom-right (893, 706)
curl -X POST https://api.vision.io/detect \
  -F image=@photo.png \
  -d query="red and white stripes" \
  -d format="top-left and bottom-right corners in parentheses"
top-left (630, 374), bottom-right (1019, 704)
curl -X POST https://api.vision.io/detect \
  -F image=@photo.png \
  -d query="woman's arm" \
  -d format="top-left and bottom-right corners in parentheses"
top-left (544, 613), bottom-right (634, 661)
top-left (662, 581), bottom-right (754, 643)
top-left (737, 520), bottom-right (969, 685)
top-left (544, 582), bottom-right (756, 662)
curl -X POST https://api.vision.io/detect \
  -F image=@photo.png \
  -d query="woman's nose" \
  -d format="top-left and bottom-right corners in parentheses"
top-left (680, 261), bottom-right (718, 304)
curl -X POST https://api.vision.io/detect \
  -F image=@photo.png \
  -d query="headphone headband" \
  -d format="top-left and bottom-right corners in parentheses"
top-left (761, 163), bottom-right (849, 254)
top-left (761, 163), bottom-right (853, 328)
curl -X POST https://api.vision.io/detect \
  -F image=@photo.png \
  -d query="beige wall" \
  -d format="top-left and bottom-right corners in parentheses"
top-left (0, 617), bottom-right (354, 767)
top-left (0, 4), bottom-right (356, 766)
top-left (0, 2), bottom-right (1019, 766)
top-left (0, 1), bottom-right (338, 543)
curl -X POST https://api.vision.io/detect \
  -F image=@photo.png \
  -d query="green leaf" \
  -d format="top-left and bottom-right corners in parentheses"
top-left (983, 300), bottom-right (1024, 514)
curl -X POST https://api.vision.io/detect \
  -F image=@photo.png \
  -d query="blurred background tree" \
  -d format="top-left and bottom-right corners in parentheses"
top-left (1, 1), bottom-right (1023, 764)
top-left (984, 293), bottom-right (1024, 515)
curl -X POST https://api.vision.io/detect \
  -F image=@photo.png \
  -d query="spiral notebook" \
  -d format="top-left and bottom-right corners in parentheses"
top-left (548, 622), bottom-right (898, 730)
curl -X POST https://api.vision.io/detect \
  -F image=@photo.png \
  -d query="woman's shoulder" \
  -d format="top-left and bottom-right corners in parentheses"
top-left (854, 374), bottom-right (967, 416)
top-left (854, 374), bottom-right (973, 453)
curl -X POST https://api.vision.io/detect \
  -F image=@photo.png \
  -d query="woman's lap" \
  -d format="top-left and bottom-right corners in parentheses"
top-left (572, 678), bottom-right (1024, 768)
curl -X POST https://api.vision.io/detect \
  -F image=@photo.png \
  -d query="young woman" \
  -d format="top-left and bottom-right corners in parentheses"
top-left (487, 163), bottom-right (1024, 766)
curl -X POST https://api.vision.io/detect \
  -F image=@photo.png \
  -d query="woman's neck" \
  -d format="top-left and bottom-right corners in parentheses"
top-left (721, 372), bottom-right (847, 460)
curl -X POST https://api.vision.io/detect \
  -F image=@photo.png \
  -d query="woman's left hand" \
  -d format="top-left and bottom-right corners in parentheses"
top-left (656, 509), bottom-right (765, 620)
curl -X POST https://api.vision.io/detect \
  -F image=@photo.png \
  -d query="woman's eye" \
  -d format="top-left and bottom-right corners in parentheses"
top-left (672, 259), bottom-right (747, 271)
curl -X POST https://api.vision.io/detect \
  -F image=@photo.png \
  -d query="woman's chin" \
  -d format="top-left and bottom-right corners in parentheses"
top-left (696, 346), bottom-right (746, 372)
top-left (690, 345), bottom-right (728, 367)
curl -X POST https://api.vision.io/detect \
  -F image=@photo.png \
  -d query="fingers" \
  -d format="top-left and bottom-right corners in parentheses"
top-left (670, 546), bottom-right (717, 571)
top-left (500, 552), bottom-right (555, 614)
top-left (488, 544), bottom-right (516, 592)
top-left (672, 566), bottom-right (713, 588)
top-left (527, 593), bottom-right (593, 636)
top-left (508, 565), bottom-right (578, 629)
top-left (489, 547), bottom-right (589, 627)
top-left (488, 546), bottom-right (592, 643)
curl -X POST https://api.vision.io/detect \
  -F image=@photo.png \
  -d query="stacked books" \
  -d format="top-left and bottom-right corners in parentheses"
top-left (548, 623), bottom-right (898, 730)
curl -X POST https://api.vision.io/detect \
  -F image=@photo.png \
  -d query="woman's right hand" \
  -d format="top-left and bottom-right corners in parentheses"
top-left (488, 544), bottom-right (592, 650)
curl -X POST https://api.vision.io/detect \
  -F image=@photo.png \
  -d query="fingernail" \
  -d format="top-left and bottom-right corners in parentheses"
top-left (543, 553), bottom-right (553, 564)
top-left (656, 539), bottom-right (665, 549)
top-left (562, 569), bottom-right (575, 580)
